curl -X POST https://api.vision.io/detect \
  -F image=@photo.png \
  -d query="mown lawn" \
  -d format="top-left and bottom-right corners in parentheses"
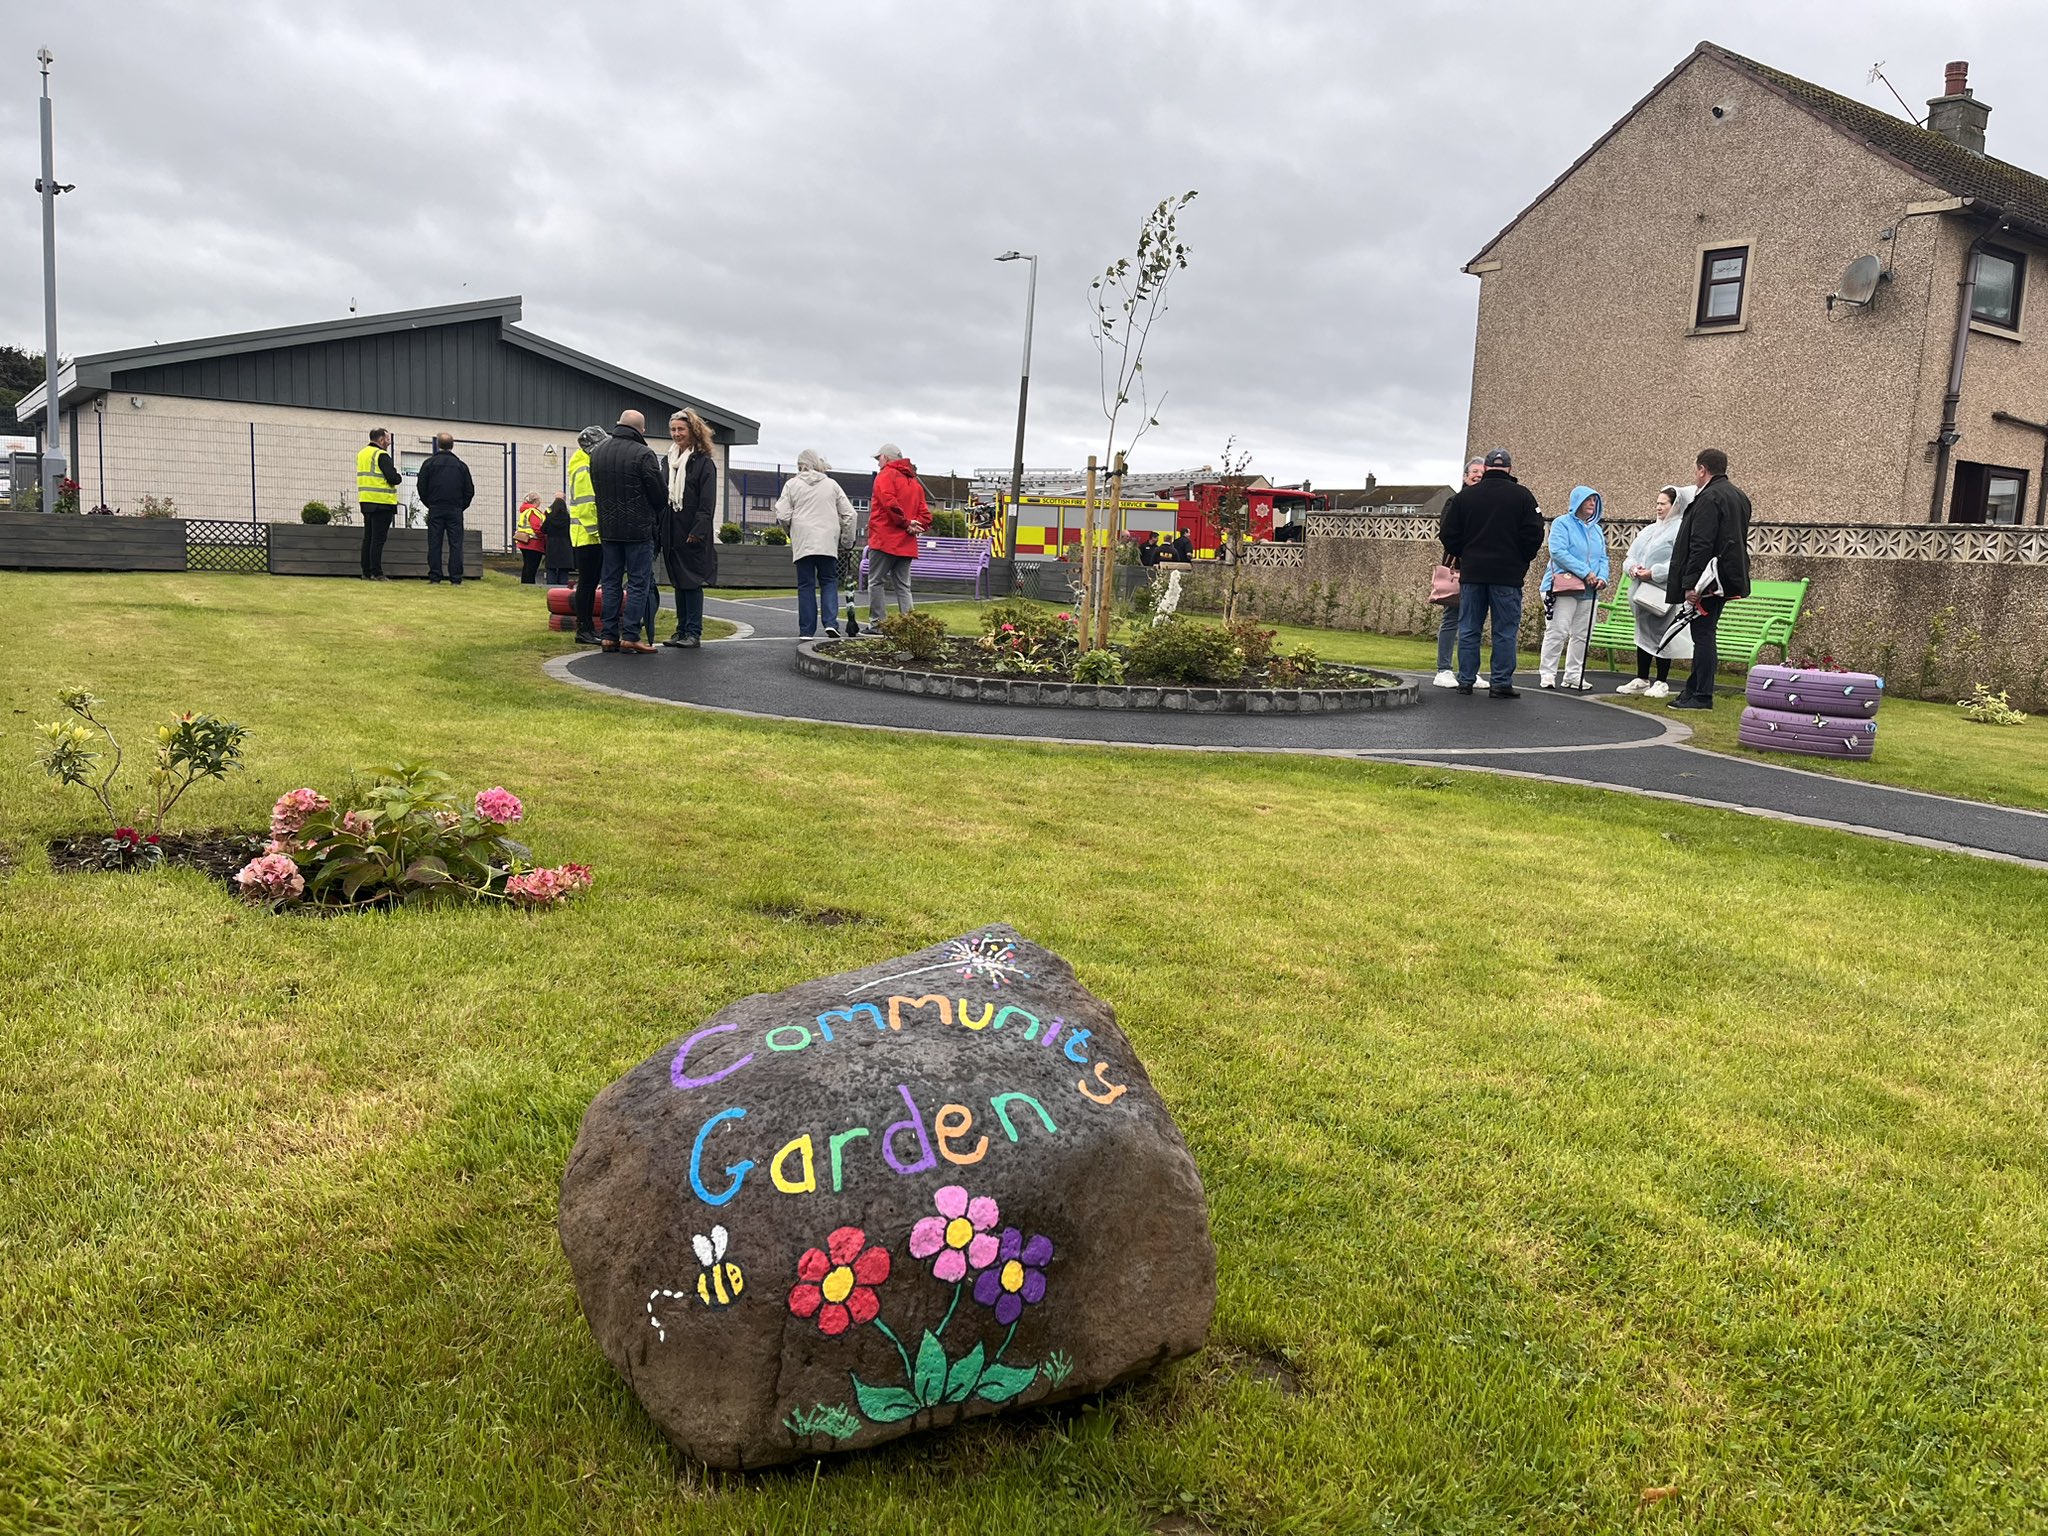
top-left (926, 600), bottom-right (2048, 813)
top-left (3, 572), bottom-right (2046, 1535)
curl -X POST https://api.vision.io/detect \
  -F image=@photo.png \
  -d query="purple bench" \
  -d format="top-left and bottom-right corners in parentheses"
top-left (860, 535), bottom-right (993, 599)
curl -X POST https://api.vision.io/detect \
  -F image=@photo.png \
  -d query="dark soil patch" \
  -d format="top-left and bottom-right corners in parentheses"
top-left (47, 828), bottom-right (265, 885)
top-left (752, 901), bottom-right (870, 928)
top-left (819, 635), bottom-right (1391, 691)
top-left (1242, 1347), bottom-right (1305, 1395)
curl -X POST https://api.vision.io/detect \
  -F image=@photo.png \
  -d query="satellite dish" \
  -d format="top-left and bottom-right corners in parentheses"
top-left (1829, 254), bottom-right (1884, 311)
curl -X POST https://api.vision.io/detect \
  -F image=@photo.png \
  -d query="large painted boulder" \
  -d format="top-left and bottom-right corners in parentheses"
top-left (558, 925), bottom-right (1216, 1469)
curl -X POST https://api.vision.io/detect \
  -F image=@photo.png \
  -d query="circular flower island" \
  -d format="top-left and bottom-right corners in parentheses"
top-left (799, 606), bottom-right (1416, 714)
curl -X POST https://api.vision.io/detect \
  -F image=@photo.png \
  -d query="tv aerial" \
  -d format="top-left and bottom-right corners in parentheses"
top-left (1827, 254), bottom-right (1884, 312)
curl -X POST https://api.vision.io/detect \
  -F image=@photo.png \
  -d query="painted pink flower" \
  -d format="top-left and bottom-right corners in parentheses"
top-left (474, 787), bottom-right (523, 824)
top-left (269, 788), bottom-right (330, 838)
top-left (907, 1185), bottom-right (1001, 1283)
top-left (233, 852), bottom-right (305, 903)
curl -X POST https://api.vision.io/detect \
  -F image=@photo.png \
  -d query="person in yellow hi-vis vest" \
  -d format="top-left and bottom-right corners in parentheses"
top-left (514, 493), bottom-right (547, 584)
top-left (567, 425), bottom-right (607, 644)
top-left (355, 428), bottom-right (402, 579)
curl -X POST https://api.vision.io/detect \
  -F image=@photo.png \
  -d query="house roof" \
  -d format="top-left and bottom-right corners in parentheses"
top-left (1322, 484), bottom-right (1452, 510)
top-left (1468, 41), bottom-right (2048, 269)
top-left (16, 296), bottom-right (759, 443)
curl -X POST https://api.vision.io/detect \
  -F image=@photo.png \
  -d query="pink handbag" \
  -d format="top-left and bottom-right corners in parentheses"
top-left (1429, 564), bottom-right (1461, 604)
top-left (1551, 572), bottom-right (1587, 594)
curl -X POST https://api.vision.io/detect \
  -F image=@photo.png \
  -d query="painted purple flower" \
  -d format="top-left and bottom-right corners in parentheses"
top-left (972, 1227), bottom-right (1052, 1324)
top-left (907, 1185), bottom-right (1000, 1283)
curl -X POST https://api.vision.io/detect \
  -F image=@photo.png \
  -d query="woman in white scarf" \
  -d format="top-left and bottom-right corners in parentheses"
top-left (1614, 484), bottom-right (1694, 696)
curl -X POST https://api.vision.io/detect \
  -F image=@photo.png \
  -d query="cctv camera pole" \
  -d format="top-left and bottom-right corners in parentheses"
top-left (37, 48), bottom-right (65, 514)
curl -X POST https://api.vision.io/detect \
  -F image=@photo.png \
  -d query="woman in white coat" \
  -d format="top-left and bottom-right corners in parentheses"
top-left (774, 449), bottom-right (859, 638)
top-left (1615, 485), bottom-right (1695, 696)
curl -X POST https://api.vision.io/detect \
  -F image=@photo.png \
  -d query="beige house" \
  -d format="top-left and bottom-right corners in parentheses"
top-left (15, 297), bottom-right (757, 548)
top-left (1464, 43), bottom-right (2048, 528)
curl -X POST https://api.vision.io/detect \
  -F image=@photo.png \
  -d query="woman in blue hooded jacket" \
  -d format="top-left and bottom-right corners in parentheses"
top-left (1539, 485), bottom-right (1610, 689)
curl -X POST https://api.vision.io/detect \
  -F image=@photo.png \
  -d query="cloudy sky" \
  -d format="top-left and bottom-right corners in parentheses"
top-left (3, 1), bottom-right (2043, 488)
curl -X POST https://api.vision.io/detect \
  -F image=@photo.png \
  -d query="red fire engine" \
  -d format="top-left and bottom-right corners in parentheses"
top-left (1168, 483), bottom-right (1325, 556)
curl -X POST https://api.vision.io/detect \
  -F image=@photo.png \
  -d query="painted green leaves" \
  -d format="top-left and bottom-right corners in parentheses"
top-left (851, 1330), bottom-right (1038, 1422)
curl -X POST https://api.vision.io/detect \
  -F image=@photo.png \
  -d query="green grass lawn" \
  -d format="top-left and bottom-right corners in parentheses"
top-left (926, 601), bottom-right (2048, 813)
top-left (4, 573), bottom-right (2047, 1534)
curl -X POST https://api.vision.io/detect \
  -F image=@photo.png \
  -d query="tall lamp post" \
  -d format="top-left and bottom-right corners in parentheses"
top-left (995, 251), bottom-right (1036, 591)
top-left (36, 47), bottom-right (68, 514)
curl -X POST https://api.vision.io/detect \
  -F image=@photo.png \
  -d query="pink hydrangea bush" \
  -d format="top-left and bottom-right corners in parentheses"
top-left (231, 763), bottom-right (588, 913)
top-left (234, 852), bottom-right (305, 903)
top-left (505, 863), bottom-right (594, 906)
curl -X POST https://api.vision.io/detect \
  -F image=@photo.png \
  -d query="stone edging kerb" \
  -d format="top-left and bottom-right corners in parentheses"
top-left (794, 641), bottom-right (1419, 713)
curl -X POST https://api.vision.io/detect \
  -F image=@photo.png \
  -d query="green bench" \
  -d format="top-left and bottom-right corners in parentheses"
top-left (1587, 575), bottom-right (1809, 671)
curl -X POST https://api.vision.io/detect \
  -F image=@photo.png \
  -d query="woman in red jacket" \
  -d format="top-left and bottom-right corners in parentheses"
top-left (514, 494), bottom-right (547, 584)
top-left (865, 442), bottom-right (930, 623)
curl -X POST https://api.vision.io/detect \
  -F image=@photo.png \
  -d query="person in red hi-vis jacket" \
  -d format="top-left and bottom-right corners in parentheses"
top-left (514, 493), bottom-right (547, 584)
top-left (865, 442), bottom-right (930, 624)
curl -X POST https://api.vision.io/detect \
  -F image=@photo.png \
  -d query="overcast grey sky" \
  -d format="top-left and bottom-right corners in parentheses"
top-left (3, 1), bottom-right (2043, 488)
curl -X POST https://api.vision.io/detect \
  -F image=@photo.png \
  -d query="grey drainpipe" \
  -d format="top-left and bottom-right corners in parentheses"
top-left (1929, 212), bottom-right (2011, 522)
top-left (1990, 410), bottom-right (2048, 524)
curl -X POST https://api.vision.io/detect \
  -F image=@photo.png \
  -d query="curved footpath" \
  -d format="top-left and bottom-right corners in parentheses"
top-left (551, 595), bottom-right (2048, 869)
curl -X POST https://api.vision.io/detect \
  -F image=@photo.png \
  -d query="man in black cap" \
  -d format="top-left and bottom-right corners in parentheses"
top-left (1438, 448), bottom-right (1545, 697)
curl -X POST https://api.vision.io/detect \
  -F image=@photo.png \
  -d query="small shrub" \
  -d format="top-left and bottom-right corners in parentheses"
top-left (1267, 646), bottom-right (1323, 686)
top-left (1073, 649), bottom-right (1126, 685)
top-left (929, 509), bottom-right (968, 538)
top-left (34, 686), bottom-right (248, 837)
top-left (876, 610), bottom-right (947, 663)
top-left (301, 501), bottom-right (332, 524)
top-left (828, 638), bottom-right (901, 663)
top-left (1123, 617), bottom-right (1243, 683)
top-left (135, 493), bottom-right (178, 520)
top-left (1959, 683), bottom-right (2028, 726)
top-left (241, 763), bottom-right (593, 912)
top-left (759, 524), bottom-right (791, 546)
top-left (1224, 618), bottom-right (1277, 670)
top-left (718, 523), bottom-right (744, 544)
top-left (53, 477), bottom-right (80, 515)
top-left (329, 497), bottom-right (355, 526)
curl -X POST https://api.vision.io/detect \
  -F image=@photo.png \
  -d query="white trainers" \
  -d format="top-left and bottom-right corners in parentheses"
top-left (1539, 677), bottom-right (1556, 689)
top-left (1570, 679), bottom-right (1596, 692)
top-left (1432, 669), bottom-right (1458, 688)
top-left (1644, 680), bottom-right (1671, 698)
top-left (1615, 677), bottom-right (1649, 695)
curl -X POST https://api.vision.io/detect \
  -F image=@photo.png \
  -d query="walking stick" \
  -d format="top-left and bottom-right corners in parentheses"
top-left (1570, 582), bottom-right (1602, 689)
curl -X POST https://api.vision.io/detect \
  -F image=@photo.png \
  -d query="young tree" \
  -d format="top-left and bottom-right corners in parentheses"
top-left (0, 345), bottom-right (48, 422)
top-left (1213, 437), bottom-right (1254, 624)
top-left (1078, 192), bottom-right (1196, 648)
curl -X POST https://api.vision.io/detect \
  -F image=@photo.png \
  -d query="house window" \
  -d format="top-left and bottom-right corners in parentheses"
top-left (1949, 461), bottom-right (2029, 524)
top-left (1971, 245), bottom-right (2024, 330)
top-left (1695, 245), bottom-right (1750, 327)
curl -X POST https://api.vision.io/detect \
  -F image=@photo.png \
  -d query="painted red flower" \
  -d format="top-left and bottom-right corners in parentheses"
top-left (787, 1225), bottom-right (890, 1336)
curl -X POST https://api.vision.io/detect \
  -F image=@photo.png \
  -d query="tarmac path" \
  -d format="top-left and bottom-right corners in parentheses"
top-left (550, 595), bottom-right (2048, 869)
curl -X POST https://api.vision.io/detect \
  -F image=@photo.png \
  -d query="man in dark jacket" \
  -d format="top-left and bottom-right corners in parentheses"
top-left (590, 410), bottom-right (668, 653)
top-left (1666, 447), bottom-right (1753, 710)
top-left (1439, 448), bottom-right (1545, 696)
top-left (415, 433), bottom-right (475, 584)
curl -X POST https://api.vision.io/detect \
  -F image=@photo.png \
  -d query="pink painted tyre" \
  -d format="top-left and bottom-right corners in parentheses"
top-left (1745, 665), bottom-right (1883, 718)
top-left (1738, 704), bottom-right (1877, 759)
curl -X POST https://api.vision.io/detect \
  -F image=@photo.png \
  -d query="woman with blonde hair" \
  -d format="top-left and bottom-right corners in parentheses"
top-left (661, 408), bottom-right (720, 648)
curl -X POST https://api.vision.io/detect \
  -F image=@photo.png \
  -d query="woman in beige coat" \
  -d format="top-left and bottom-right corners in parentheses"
top-left (774, 448), bottom-right (859, 637)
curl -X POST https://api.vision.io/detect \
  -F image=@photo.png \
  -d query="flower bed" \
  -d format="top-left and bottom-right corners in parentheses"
top-left (802, 608), bottom-right (1414, 713)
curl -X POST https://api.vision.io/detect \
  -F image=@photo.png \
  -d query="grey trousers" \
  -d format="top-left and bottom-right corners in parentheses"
top-left (867, 550), bottom-right (915, 620)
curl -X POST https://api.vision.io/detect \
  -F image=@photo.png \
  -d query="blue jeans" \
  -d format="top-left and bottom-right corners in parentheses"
top-left (795, 554), bottom-right (840, 637)
top-left (674, 586), bottom-right (704, 640)
top-left (1435, 602), bottom-right (1459, 671)
top-left (599, 539), bottom-right (655, 644)
top-left (1457, 582), bottom-right (1523, 688)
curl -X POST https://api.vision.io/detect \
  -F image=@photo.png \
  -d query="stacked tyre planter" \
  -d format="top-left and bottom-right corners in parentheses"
top-left (1738, 664), bottom-right (1883, 760)
top-left (544, 585), bottom-right (611, 632)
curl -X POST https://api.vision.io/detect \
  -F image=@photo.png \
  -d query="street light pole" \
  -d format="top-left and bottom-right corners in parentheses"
top-left (37, 48), bottom-right (65, 514)
top-left (995, 251), bottom-right (1036, 592)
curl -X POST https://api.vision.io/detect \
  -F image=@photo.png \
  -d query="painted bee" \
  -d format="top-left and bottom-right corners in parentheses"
top-left (693, 1225), bottom-right (745, 1308)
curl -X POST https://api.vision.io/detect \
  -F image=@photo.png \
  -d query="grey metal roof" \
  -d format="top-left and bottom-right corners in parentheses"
top-left (16, 296), bottom-right (759, 444)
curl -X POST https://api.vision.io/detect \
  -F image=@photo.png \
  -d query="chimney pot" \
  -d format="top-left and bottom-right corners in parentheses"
top-left (1944, 61), bottom-right (1969, 96)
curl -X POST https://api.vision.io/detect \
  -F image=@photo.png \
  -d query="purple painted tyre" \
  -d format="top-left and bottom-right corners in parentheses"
top-left (1738, 705), bottom-right (1877, 759)
top-left (1745, 664), bottom-right (1883, 718)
